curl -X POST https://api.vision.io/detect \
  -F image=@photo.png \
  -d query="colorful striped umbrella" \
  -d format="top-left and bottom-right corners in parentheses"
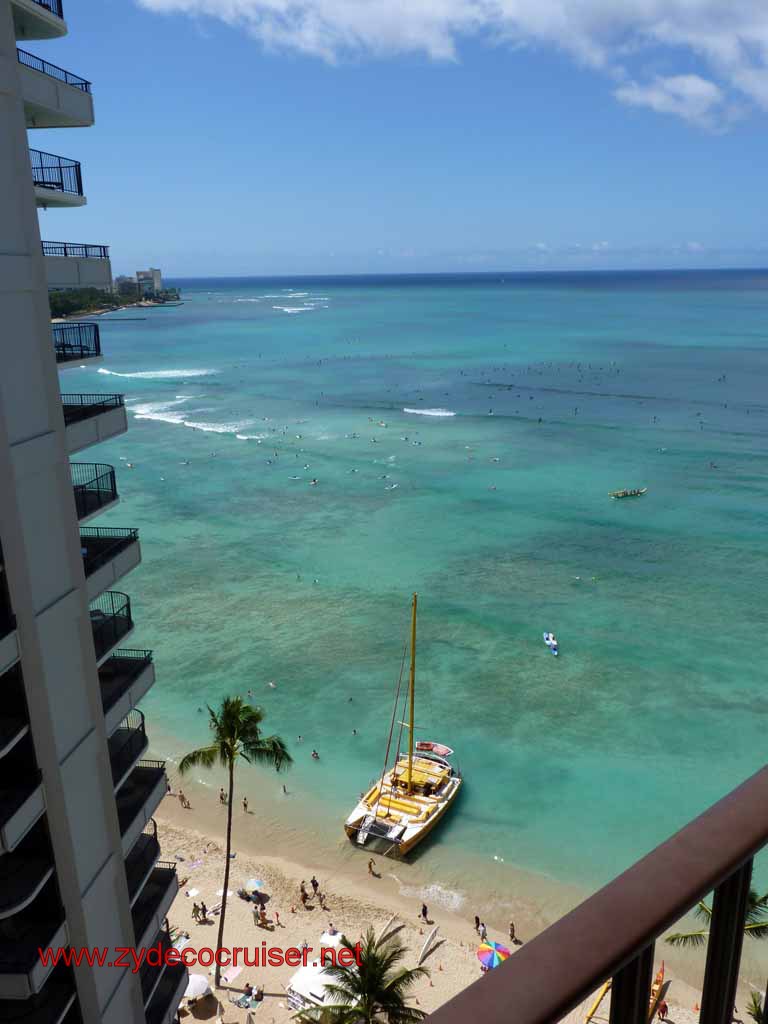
top-left (476, 940), bottom-right (511, 969)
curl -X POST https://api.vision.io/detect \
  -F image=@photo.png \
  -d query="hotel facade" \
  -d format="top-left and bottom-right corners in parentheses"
top-left (0, 1), bottom-right (186, 1021)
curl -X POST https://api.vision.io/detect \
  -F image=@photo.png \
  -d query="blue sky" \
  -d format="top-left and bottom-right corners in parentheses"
top-left (30, 0), bottom-right (768, 276)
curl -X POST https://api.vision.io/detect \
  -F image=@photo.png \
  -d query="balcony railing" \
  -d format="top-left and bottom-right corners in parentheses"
top-left (62, 394), bottom-right (123, 426)
top-left (145, 960), bottom-right (187, 1024)
top-left (116, 761), bottom-right (166, 838)
top-left (108, 710), bottom-right (147, 787)
top-left (132, 863), bottom-right (177, 947)
top-left (30, 0), bottom-right (64, 18)
top-left (42, 241), bottom-right (108, 258)
top-left (139, 926), bottom-right (173, 1006)
top-left (0, 819), bottom-right (53, 919)
top-left (125, 820), bottom-right (160, 904)
top-left (0, 964), bottom-right (76, 1023)
top-left (0, 878), bottom-right (63, 975)
top-left (0, 567), bottom-right (15, 640)
top-left (29, 148), bottom-right (82, 195)
top-left (17, 48), bottom-right (89, 91)
top-left (53, 322), bottom-right (100, 363)
top-left (429, 764), bottom-right (768, 1024)
top-left (99, 649), bottom-right (153, 717)
top-left (80, 526), bottom-right (138, 578)
top-left (89, 591), bottom-right (132, 661)
top-left (71, 463), bottom-right (118, 519)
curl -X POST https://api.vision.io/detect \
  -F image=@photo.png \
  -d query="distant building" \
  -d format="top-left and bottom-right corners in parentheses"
top-left (114, 274), bottom-right (137, 297)
top-left (136, 267), bottom-right (162, 297)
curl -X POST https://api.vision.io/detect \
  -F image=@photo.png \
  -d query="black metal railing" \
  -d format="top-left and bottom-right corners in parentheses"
top-left (62, 394), bottom-right (123, 426)
top-left (99, 649), bottom-right (153, 715)
top-left (71, 463), bottom-right (118, 519)
top-left (17, 49), bottom-right (89, 91)
top-left (125, 820), bottom-right (160, 903)
top-left (116, 761), bottom-right (167, 836)
top-left (429, 764), bottom-right (768, 1024)
top-left (53, 322), bottom-right (100, 362)
top-left (29, 148), bottom-right (82, 195)
top-left (42, 241), bottom-right (108, 258)
top-left (146, 961), bottom-right (187, 1024)
top-left (0, 565), bottom-right (15, 640)
top-left (139, 927), bottom-right (173, 1006)
top-left (80, 526), bottom-right (138, 578)
top-left (30, 0), bottom-right (64, 18)
top-left (109, 710), bottom-right (147, 786)
top-left (89, 591), bottom-right (132, 661)
top-left (131, 863), bottom-right (177, 946)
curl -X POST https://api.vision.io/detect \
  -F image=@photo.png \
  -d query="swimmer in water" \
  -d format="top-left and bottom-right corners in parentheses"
top-left (311, 750), bottom-right (320, 760)
top-left (310, 479), bottom-right (318, 486)
top-left (268, 681), bottom-right (277, 689)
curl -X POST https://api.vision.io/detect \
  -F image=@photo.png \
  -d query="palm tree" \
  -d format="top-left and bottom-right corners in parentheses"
top-left (296, 927), bottom-right (428, 1023)
top-left (179, 697), bottom-right (291, 986)
top-left (666, 889), bottom-right (768, 948)
top-left (746, 991), bottom-right (764, 1024)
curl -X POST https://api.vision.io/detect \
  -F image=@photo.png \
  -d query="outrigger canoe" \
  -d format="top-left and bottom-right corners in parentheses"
top-left (648, 962), bottom-right (665, 1021)
top-left (583, 962), bottom-right (664, 1024)
top-left (609, 487), bottom-right (647, 499)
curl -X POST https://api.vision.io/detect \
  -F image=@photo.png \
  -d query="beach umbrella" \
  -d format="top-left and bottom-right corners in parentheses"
top-left (476, 940), bottom-right (511, 970)
top-left (184, 974), bottom-right (211, 999)
top-left (243, 878), bottom-right (265, 892)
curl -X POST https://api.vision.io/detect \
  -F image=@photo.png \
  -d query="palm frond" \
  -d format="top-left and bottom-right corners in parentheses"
top-left (744, 921), bottom-right (768, 940)
top-left (665, 929), bottom-right (709, 948)
top-left (693, 899), bottom-right (713, 923)
top-left (242, 734), bottom-right (293, 772)
top-left (178, 744), bottom-right (219, 775)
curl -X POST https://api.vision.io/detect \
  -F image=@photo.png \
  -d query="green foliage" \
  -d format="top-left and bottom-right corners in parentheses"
top-left (747, 991), bottom-right (764, 1024)
top-left (49, 287), bottom-right (132, 317)
top-left (666, 890), bottom-right (768, 948)
top-left (295, 927), bottom-right (428, 1024)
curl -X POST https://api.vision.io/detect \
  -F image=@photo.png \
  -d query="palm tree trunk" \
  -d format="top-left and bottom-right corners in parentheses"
top-left (214, 758), bottom-right (235, 988)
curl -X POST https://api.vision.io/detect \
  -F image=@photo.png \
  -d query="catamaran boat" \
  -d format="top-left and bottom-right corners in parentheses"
top-left (344, 594), bottom-right (462, 857)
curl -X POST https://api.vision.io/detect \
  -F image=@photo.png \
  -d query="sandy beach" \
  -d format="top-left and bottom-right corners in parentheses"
top-left (157, 786), bottom-right (718, 1024)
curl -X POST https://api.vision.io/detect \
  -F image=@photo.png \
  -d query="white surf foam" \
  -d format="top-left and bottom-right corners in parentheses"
top-left (98, 368), bottom-right (218, 379)
top-left (402, 407), bottom-right (456, 417)
top-left (396, 880), bottom-right (466, 912)
top-left (272, 305), bottom-right (312, 314)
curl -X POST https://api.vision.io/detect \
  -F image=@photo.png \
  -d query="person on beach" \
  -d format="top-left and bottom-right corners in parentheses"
top-left (474, 915), bottom-right (480, 933)
top-left (657, 1001), bottom-right (668, 1020)
top-left (327, 922), bottom-right (338, 935)
top-left (243, 797), bottom-right (248, 813)
top-left (300, 880), bottom-right (308, 899)
top-left (311, 876), bottom-right (319, 897)
top-left (178, 789), bottom-right (190, 809)
top-left (421, 903), bottom-right (428, 923)
top-left (368, 858), bottom-right (376, 876)
top-left (509, 921), bottom-right (516, 942)
top-left (479, 922), bottom-right (488, 941)
top-left (300, 890), bottom-right (309, 908)
top-left (219, 788), bottom-right (226, 804)
top-left (192, 902), bottom-right (200, 922)
top-left (200, 902), bottom-right (208, 922)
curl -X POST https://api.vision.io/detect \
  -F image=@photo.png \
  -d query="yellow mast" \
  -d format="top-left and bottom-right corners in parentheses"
top-left (407, 593), bottom-right (417, 794)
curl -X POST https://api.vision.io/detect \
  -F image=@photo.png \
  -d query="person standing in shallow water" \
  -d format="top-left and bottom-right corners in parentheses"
top-left (242, 796), bottom-right (248, 813)
top-left (421, 903), bottom-right (428, 923)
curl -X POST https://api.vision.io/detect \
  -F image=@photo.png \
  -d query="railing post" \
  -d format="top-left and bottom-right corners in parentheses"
top-left (700, 858), bottom-right (753, 1024)
top-left (609, 943), bottom-right (654, 1024)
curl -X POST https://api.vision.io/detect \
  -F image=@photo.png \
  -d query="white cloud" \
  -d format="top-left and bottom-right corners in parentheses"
top-left (136, 1), bottom-right (768, 125)
top-left (615, 74), bottom-right (723, 126)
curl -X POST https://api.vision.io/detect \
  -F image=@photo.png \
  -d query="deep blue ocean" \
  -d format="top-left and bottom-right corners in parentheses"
top-left (64, 270), bottom-right (768, 918)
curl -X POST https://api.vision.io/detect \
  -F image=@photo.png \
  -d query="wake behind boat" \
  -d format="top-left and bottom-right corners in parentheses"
top-left (344, 594), bottom-right (462, 857)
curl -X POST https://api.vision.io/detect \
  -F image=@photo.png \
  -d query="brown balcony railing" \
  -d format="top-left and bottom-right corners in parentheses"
top-left (428, 764), bottom-right (768, 1024)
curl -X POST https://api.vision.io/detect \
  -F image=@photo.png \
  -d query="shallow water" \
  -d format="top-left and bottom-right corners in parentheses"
top-left (70, 271), bottom-right (768, 908)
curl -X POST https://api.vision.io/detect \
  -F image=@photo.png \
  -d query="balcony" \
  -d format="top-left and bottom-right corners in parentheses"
top-left (0, 965), bottom-right (77, 1024)
top-left (0, 878), bottom-right (67, 1000)
top-left (11, 0), bottom-right (66, 41)
top-left (71, 462), bottom-right (118, 522)
top-left (80, 526), bottom-right (140, 601)
top-left (100, 649), bottom-right (155, 735)
top-left (30, 149), bottom-right (85, 208)
top-left (125, 820), bottom-right (160, 905)
top-left (116, 760), bottom-right (167, 855)
top-left (429, 764), bottom-right (768, 1024)
top-left (139, 927), bottom-right (173, 1008)
top-left (0, 568), bottom-right (19, 676)
top-left (0, 819), bottom-right (53, 921)
top-left (0, 664), bottom-right (29, 759)
top-left (131, 863), bottom-right (178, 950)
top-left (52, 322), bottom-right (100, 364)
top-left (145, 960), bottom-right (187, 1024)
top-left (89, 591), bottom-right (133, 665)
top-left (108, 710), bottom-right (148, 790)
top-left (44, 240), bottom-right (111, 291)
top-left (18, 49), bottom-right (93, 129)
top-left (62, 396), bottom-right (128, 456)
top-left (0, 738), bottom-right (45, 854)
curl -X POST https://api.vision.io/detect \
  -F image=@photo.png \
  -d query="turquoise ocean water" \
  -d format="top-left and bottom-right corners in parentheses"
top-left (69, 271), bottom-right (768, 912)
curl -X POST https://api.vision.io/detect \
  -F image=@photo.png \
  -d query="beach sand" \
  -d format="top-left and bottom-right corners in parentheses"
top-left (157, 792), bottom-right (713, 1024)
